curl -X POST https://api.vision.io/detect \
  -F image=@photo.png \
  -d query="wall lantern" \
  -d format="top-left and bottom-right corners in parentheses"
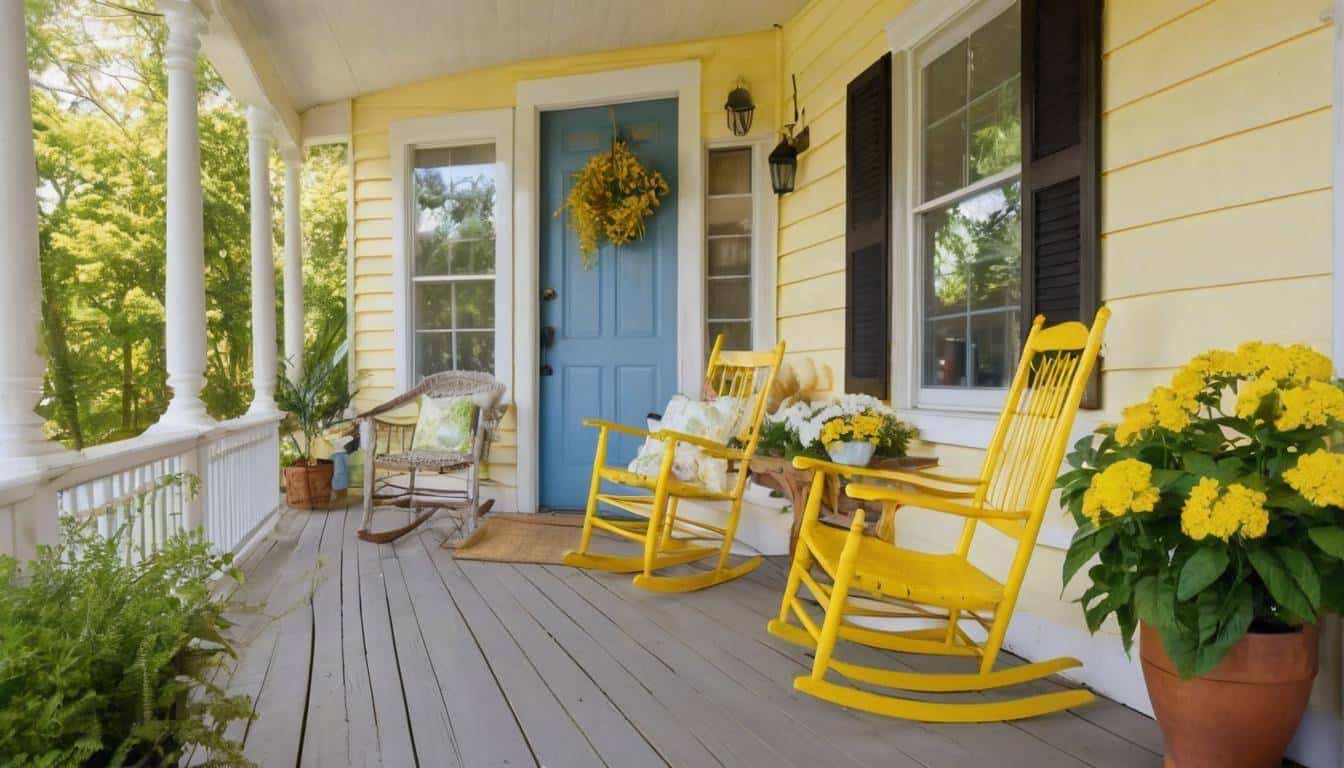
top-left (724, 79), bottom-right (755, 136)
top-left (769, 75), bottom-right (810, 195)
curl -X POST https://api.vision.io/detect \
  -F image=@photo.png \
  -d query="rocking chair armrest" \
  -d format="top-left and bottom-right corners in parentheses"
top-left (844, 483), bottom-right (1026, 521)
top-left (582, 418), bottom-right (655, 439)
top-left (904, 469), bottom-right (983, 486)
top-left (651, 428), bottom-right (746, 460)
top-left (356, 389), bottom-right (423, 421)
top-left (789, 456), bottom-right (980, 498)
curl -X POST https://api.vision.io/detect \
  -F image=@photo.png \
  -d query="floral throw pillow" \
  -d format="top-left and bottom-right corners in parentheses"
top-left (410, 395), bottom-right (476, 453)
top-left (628, 395), bottom-right (731, 492)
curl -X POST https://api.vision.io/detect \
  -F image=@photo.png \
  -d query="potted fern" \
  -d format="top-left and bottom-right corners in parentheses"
top-left (1060, 342), bottom-right (1344, 767)
top-left (276, 315), bottom-right (357, 509)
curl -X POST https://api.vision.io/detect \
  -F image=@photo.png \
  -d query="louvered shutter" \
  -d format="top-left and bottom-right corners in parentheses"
top-left (1021, 0), bottom-right (1102, 405)
top-left (845, 53), bottom-right (892, 398)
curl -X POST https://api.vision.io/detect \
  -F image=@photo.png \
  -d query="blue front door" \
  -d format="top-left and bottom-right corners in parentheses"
top-left (539, 99), bottom-right (679, 510)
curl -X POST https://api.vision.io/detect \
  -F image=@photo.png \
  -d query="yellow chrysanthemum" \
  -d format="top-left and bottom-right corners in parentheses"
top-left (1150, 386), bottom-right (1197, 433)
top-left (1227, 341), bottom-right (1335, 385)
top-left (1284, 450), bottom-right (1344, 509)
top-left (1115, 402), bottom-right (1157, 445)
top-left (1234, 376), bottom-right (1278, 419)
top-left (1180, 479), bottom-right (1269, 541)
top-left (1080, 459), bottom-right (1161, 525)
top-left (1274, 380), bottom-right (1344, 431)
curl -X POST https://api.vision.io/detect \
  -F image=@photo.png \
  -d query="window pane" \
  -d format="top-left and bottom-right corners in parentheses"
top-left (708, 236), bottom-right (751, 277)
top-left (413, 143), bottom-right (496, 277)
top-left (969, 2), bottom-right (1020, 100)
top-left (708, 196), bottom-right (752, 236)
top-left (708, 148), bottom-right (751, 195)
top-left (416, 332), bottom-right (454, 379)
top-left (969, 310), bottom-right (1020, 387)
top-left (456, 331), bottom-right (495, 372)
top-left (968, 77), bottom-right (1021, 182)
top-left (924, 111), bottom-right (966, 200)
top-left (924, 316), bottom-right (967, 387)
top-left (454, 280), bottom-right (495, 329)
top-left (924, 40), bottom-right (968, 126)
top-left (708, 277), bottom-right (751, 320)
top-left (923, 207), bottom-right (966, 316)
top-left (708, 321), bottom-right (752, 352)
top-left (415, 283), bottom-right (455, 330)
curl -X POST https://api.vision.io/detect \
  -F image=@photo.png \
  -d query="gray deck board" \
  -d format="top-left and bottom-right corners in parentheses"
top-left (223, 506), bottom-right (1163, 767)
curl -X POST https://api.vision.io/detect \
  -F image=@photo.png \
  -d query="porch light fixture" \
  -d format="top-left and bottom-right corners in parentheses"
top-left (724, 79), bottom-right (755, 136)
top-left (769, 74), bottom-right (810, 195)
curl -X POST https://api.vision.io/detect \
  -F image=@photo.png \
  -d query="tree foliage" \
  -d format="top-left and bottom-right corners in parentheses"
top-left (26, 0), bottom-right (348, 448)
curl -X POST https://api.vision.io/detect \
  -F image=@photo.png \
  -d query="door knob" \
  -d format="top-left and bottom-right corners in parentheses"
top-left (541, 287), bottom-right (558, 302)
top-left (540, 364), bottom-right (554, 377)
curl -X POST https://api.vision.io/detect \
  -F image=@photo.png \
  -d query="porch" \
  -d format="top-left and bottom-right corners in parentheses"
top-left (217, 503), bottom-right (1161, 768)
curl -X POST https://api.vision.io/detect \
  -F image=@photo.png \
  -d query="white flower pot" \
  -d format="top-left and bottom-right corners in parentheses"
top-left (826, 440), bottom-right (875, 467)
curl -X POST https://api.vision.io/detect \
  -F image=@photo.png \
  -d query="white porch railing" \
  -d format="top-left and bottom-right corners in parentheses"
top-left (0, 413), bottom-right (284, 563)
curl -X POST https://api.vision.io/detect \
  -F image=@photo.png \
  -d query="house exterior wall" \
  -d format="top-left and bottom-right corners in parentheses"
top-left (348, 31), bottom-right (781, 496)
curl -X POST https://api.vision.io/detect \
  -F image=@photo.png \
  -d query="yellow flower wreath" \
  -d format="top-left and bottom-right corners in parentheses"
top-left (557, 139), bottom-right (669, 269)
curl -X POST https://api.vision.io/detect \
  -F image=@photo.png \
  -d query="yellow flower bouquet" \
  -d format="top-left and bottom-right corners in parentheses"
top-left (1059, 341), bottom-right (1344, 678)
top-left (558, 139), bottom-right (669, 268)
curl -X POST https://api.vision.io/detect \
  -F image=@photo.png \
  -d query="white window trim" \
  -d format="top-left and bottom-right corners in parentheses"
top-left (888, 0), bottom-right (1019, 448)
top-left (705, 136), bottom-right (778, 350)
top-left (514, 61), bottom-right (704, 514)
top-left (389, 108), bottom-right (515, 395)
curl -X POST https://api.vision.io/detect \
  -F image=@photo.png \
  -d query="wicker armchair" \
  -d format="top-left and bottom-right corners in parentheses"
top-left (355, 371), bottom-right (507, 544)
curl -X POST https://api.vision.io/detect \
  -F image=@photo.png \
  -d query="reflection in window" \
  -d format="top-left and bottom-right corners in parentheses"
top-left (411, 144), bottom-right (496, 378)
top-left (918, 1), bottom-right (1022, 391)
top-left (706, 147), bottom-right (754, 351)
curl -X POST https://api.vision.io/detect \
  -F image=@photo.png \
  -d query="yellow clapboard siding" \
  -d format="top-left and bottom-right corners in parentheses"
top-left (352, 132), bottom-right (390, 160)
top-left (1103, 190), bottom-right (1330, 299)
top-left (1102, 108), bottom-right (1329, 233)
top-left (355, 292), bottom-right (395, 313)
top-left (797, 32), bottom-right (892, 129)
top-left (791, 132), bottom-right (845, 191)
top-left (355, 218), bottom-right (393, 239)
top-left (354, 157), bottom-right (391, 181)
top-left (1103, 0), bottom-right (1324, 112)
top-left (355, 199), bottom-right (394, 221)
top-left (354, 254), bottom-right (393, 277)
top-left (778, 235), bottom-right (845, 285)
top-left (354, 273), bottom-right (394, 294)
top-left (356, 348), bottom-right (397, 371)
top-left (778, 308), bottom-right (845, 352)
top-left (1104, 27), bottom-right (1330, 171)
top-left (1101, 369), bottom-right (1176, 415)
top-left (795, 2), bottom-right (895, 104)
top-left (789, 0), bottom-right (887, 83)
top-left (354, 330), bottom-right (395, 351)
top-left (779, 205), bottom-right (844, 256)
top-left (354, 310), bottom-right (392, 333)
top-left (781, 167), bottom-right (845, 224)
top-left (779, 271), bottom-right (845, 318)
top-left (1102, 0), bottom-right (1210, 54)
top-left (354, 237), bottom-right (393, 259)
top-left (1103, 276), bottom-right (1332, 370)
top-left (355, 179), bottom-right (393, 201)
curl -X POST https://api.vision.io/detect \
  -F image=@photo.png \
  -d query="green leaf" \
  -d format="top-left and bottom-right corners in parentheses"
top-left (1151, 468), bottom-right (1186, 491)
top-left (1247, 547), bottom-right (1315, 621)
top-left (1275, 546), bottom-right (1322, 612)
top-left (1062, 525), bottom-right (1114, 587)
top-left (1215, 583), bottom-right (1254, 648)
top-left (1177, 546), bottom-right (1229, 601)
top-left (1134, 576), bottom-right (1177, 630)
top-left (1181, 452), bottom-right (1217, 477)
top-left (1196, 590), bottom-right (1221, 643)
top-left (1308, 526), bottom-right (1344, 560)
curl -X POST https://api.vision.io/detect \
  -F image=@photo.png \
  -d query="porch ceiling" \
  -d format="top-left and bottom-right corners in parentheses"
top-left (232, 0), bottom-right (806, 111)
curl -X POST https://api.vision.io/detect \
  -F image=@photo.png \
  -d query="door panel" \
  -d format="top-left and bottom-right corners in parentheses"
top-left (539, 99), bottom-right (679, 510)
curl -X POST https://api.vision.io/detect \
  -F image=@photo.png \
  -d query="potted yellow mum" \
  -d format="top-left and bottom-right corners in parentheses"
top-left (1059, 342), bottom-right (1344, 767)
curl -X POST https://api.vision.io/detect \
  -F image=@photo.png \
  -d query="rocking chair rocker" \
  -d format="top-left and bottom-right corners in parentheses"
top-left (768, 308), bottom-right (1110, 722)
top-left (355, 371), bottom-right (506, 544)
top-left (563, 335), bottom-right (785, 592)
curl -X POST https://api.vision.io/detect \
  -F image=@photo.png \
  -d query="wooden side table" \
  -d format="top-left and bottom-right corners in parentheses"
top-left (748, 454), bottom-right (939, 554)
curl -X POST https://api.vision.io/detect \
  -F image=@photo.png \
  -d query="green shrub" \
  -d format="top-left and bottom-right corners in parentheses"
top-left (0, 481), bottom-right (254, 767)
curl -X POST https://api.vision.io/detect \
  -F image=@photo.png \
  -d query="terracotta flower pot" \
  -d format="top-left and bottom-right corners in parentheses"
top-left (1139, 621), bottom-right (1317, 768)
top-left (283, 459), bottom-right (334, 509)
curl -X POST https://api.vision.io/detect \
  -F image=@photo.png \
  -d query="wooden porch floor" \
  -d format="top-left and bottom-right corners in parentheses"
top-left (213, 503), bottom-right (1164, 768)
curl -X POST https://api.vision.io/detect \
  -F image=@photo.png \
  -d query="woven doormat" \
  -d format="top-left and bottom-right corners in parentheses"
top-left (452, 514), bottom-right (589, 564)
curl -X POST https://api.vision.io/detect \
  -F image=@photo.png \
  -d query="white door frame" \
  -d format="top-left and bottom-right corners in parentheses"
top-left (514, 60), bottom-right (704, 513)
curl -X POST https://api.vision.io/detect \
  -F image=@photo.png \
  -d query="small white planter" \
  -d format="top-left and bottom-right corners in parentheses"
top-left (826, 440), bottom-right (875, 466)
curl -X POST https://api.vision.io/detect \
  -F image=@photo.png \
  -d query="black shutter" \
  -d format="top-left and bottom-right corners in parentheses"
top-left (1021, 0), bottom-right (1102, 406)
top-left (845, 53), bottom-right (892, 398)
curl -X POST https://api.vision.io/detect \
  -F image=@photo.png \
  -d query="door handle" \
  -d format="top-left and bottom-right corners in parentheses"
top-left (540, 364), bottom-right (554, 377)
top-left (541, 287), bottom-right (558, 302)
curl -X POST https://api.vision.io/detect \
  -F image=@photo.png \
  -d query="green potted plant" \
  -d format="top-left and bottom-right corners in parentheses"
top-left (276, 315), bottom-right (357, 509)
top-left (1060, 341), bottom-right (1344, 767)
top-left (0, 475), bottom-right (254, 766)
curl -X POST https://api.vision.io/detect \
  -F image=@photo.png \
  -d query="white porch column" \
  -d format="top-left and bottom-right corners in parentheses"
top-left (246, 106), bottom-right (278, 414)
top-left (154, 0), bottom-right (214, 430)
top-left (0, 1), bottom-right (61, 461)
top-left (282, 147), bottom-right (304, 383)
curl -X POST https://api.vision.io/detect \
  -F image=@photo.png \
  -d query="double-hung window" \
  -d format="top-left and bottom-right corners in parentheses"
top-left (914, 0), bottom-right (1022, 405)
top-left (411, 144), bottom-right (497, 378)
top-left (705, 146), bottom-right (755, 350)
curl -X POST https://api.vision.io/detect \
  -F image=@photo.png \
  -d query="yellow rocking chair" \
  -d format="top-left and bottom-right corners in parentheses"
top-left (767, 308), bottom-right (1110, 722)
top-left (563, 335), bottom-right (785, 592)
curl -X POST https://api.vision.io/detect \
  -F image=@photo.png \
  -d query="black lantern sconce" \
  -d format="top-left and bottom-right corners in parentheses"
top-left (769, 74), bottom-right (810, 195)
top-left (724, 78), bottom-right (755, 137)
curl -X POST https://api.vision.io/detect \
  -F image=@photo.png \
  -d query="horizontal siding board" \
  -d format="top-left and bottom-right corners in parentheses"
top-left (1102, 109), bottom-right (1329, 233)
top-left (778, 236), bottom-right (845, 285)
top-left (354, 158), bottom-right (392, 181)
top-left (780, 168), bottom-right (845, 224)
top-left (1103, 0), bottom-right (1324, 111)
top-left (778, 271), bottom-right (845, 317)
top-left (355, 180), bottom-right (393, 201)
top-left (777, 308), bottom-right (845, 352)
top-left (779, 206), bottom-right (844, 255)
top-left (355, 219), bottom-right (394, 239)
top-left (1101, 0), bottom-right (1209, 53)
top-left (356, 199), bottom-right (394, 221)
top-left (1103, 27), bottom-right (1330, 171)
